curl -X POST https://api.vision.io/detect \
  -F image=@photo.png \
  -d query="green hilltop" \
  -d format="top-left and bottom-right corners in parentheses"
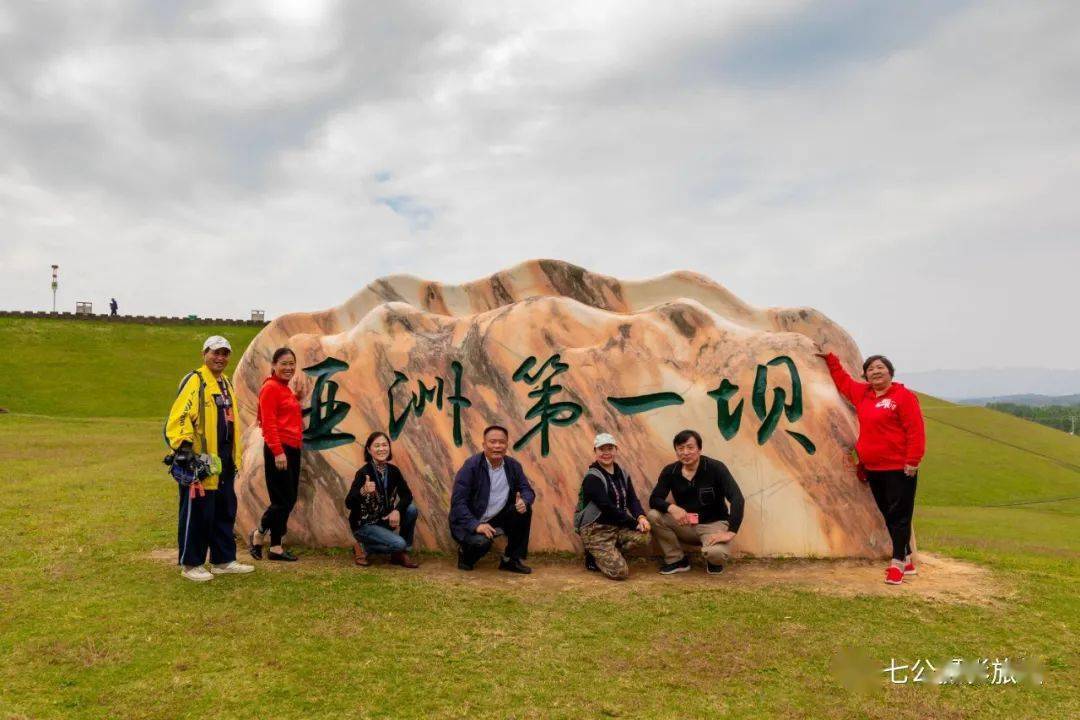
top-left (0, 317), bottom-right (263, 418)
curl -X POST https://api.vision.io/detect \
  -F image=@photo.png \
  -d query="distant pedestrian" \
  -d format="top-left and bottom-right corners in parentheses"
top-left (109, 298), bottom-right (118, 316)
top-left (819, 350), bottom-right (925, 585)
top-left (249, 348), bottom-right (304, 562)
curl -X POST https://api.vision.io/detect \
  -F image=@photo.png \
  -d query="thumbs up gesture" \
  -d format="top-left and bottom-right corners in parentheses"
top-left (514, 491), bottom-right (527, 514)
top-left (362, 478), bottom-right (377, 495)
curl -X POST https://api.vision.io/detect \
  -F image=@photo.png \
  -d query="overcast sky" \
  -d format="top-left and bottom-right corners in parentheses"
top-left (1, 1), bottom-right (1077, 372)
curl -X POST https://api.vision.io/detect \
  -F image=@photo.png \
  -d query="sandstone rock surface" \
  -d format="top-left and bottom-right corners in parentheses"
top-left (234, 259), bottom-right (889, 557)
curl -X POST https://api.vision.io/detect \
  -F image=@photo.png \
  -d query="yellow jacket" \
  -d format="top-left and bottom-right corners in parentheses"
top-left (165, 365), bottom-right (243, 491)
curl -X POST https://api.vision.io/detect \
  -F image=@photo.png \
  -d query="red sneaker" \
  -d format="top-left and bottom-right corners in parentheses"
top-left (885, 566), bottom-right (904, 585)
top-left (903, 561), bottom-right (917, 575)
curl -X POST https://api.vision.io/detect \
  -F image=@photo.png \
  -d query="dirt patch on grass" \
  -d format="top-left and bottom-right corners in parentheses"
top-left (406, 553), bottom-right (1008, 606)
top-left (147, 548), bottom-right (1008, 606)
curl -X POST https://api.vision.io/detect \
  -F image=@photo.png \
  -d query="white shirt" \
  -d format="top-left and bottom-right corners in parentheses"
top-left (481, 458), bottom-right (510, 522)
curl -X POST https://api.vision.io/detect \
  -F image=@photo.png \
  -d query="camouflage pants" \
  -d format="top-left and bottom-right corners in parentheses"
top-left (580, 523), bottom-right (649, 580)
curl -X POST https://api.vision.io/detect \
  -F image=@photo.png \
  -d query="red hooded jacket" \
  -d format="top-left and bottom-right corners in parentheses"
top-left (825, 353), bottom-right (926, 471)
top-left (258, 375), bottom-right (303, 456)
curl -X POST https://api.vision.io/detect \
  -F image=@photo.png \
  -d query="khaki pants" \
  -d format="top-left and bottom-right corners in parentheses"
top-left (646, 509), bottom-right (731, 565)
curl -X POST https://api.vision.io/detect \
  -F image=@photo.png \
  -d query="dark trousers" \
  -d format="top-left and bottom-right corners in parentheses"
top-left (867, 469), bottom-right (918, 561)
top-left (458, 502), bottom-right (532, 566)
top-left (177, 460), bottom-right (238, 567)
top-left (259, 444), bottom-right (302, 545)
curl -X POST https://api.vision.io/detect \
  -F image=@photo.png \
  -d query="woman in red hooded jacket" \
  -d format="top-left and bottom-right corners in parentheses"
top-left (820, 350), bottom-right (926, 585)
top-left (250, 347), bottom-right (304, 562)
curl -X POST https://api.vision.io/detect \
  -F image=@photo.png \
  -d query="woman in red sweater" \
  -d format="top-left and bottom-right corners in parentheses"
top-left (250, 348), bottom-right (304, 562)
top-left (820, 351), bottom-right (926, 585)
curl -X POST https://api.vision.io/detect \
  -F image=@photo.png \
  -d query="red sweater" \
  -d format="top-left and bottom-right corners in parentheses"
top-left (825, 353), bottom-right (926, 471)
top-left (258, 375), bottom-right (303, 455)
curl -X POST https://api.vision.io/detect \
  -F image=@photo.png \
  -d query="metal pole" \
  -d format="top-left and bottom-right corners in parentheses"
top-left (51, 265), bottom-right (59, 312)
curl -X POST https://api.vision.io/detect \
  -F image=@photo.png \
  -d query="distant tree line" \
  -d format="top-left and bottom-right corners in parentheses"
top-left (988, 402), bottom-right (1080, 435)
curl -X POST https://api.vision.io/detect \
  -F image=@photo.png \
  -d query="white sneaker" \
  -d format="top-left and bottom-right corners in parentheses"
top-left (211, 561), bottom-right (255, 575)
top-left (181, 565), bottom-right (214, 582)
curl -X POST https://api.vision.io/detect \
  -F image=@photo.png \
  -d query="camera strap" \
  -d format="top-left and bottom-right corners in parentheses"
top-left (163, 369), bottom-right (209, 454)
top-left (195, 371), bottom-right (208, 454)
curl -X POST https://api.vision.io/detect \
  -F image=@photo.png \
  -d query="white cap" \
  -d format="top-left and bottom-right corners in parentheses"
top-left (594, 432), bottom-right (617, 449)
top-left (202, 335), bottom-right (232, 352)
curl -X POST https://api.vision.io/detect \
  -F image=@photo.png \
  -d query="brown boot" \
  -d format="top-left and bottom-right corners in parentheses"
top-left (353, 542), bottom-right (369, 567)
top-left (390, 550), bottom-right (419, 568)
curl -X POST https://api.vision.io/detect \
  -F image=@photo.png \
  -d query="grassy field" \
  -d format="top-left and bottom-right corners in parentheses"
top-left (0, 319), bottom-right (1077, 719)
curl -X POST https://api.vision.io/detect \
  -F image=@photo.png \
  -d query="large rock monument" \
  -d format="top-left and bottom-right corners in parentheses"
top-left (233, 259), bottom-right (889, 557)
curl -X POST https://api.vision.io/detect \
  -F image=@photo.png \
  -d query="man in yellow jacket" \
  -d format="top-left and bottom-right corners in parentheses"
top-left (165, 336), bottom-right (254, 582)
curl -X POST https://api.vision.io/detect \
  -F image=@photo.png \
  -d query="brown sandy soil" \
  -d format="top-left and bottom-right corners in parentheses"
top-left (148, 548), bottom-right (1009, 606)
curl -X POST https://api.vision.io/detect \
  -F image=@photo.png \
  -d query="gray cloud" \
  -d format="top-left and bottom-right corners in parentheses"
top-left (1, 0), bottom-right (1077, 375)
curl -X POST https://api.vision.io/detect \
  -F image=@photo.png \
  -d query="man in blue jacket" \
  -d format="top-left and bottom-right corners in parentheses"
top-left (449, 425), bottom-right (536, 573)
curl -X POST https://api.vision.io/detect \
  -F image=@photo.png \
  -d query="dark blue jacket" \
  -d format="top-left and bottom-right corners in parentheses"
top-left (449, 453), bottom-right (536, 541)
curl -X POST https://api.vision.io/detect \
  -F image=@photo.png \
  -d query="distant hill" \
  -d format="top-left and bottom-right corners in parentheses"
top-left (977, 400), bottom-right (1080, 435)
top-left (902, 367), bottom-right (1080, 400)
top-left (960, 393), bottom-right (1080, 407)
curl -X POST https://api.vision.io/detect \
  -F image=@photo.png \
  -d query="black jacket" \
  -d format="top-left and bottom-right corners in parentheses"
top-left (649, 455), bottom-right (745, 531)
top-left (580, 462), bottom-right (645, 529)
top-left (345, 462), bottom-right (413, 529)
top-left (448, 453), bottom-right (535, 541)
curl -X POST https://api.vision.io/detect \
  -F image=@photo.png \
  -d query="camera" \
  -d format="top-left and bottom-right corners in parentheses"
top-left (165, 444), bottom-right (212, 484)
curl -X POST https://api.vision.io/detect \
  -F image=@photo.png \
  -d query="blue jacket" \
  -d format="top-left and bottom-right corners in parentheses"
top-left (449, 453), bottom-right (536, 540)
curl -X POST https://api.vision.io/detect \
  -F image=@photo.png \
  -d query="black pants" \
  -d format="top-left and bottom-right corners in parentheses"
top-left (458, 502), bottom-right (532, 566)
top-left (177, 460), bottom-right (238, 567)
top-left (259, 444), bottom-right (302, 545)
top-left (867, 469), bottom-right (918, 561)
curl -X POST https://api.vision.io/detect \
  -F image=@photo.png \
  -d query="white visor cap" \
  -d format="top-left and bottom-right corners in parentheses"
top-left (202, 335), bottom-right (232, 352)
top-left (594, 432), bottom-right (618, 449)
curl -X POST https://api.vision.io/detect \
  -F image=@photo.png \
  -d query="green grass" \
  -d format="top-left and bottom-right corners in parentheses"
top-left (918, 395), bottom-right (1080, 506)
top-left (0, 318), bottom-right (1077, 719)
top-left (0, 318), bottom-right (262, 418)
